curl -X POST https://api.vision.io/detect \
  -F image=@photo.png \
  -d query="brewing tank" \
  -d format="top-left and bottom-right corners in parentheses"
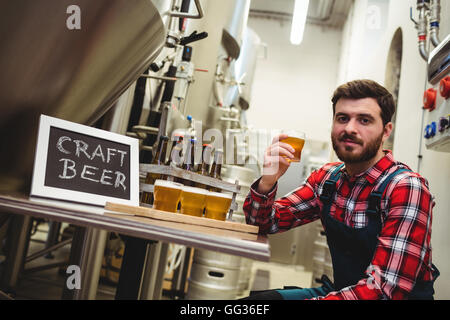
top-left (222, 0), bottom-right (251, 60)
top-left (224, 27), bottom-right (261, 110)
top-left (0, 0), bottom-right (168, 192)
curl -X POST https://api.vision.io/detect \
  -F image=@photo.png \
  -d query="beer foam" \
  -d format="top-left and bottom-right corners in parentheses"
top-left (154, 179), bottom-right (183, 189)
top-left (182, 186), bottom-right (209, 195)
top-left (207, 191), bottom-right (233, 199)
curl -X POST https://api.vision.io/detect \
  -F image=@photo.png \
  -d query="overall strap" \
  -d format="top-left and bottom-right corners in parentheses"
top-left (366, 168), bottom-right (411, 215)
top-left (320, 164), bottom-right (345, 215)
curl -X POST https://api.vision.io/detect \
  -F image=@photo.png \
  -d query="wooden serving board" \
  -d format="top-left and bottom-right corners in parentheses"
top-left (105, 202), bottom-right (259, 235)
top-left (103, 213), bottom-right (258, 241)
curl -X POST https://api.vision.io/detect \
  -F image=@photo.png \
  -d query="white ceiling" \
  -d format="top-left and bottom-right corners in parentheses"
top-left (249, 0), bottom-right (353, 29)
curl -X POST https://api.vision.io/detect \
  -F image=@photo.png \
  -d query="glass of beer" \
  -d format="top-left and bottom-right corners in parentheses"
top-left (205, 191), bottom-right (233, 221)
top-left (153, 180), bottom-right (183, 212)
top-left (180, 186), bottom-right (208, 217)
top-left (279, 129), bottom-right (305, 162)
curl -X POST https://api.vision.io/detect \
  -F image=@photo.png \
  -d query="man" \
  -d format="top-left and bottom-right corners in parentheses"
top-left (243, 79), bottom-right (439, 300)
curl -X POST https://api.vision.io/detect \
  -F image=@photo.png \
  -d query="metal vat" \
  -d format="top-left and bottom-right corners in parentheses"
top-left (224, 27), bottom-right (262, 110)
top-left (222, 0), bottom-right (251, 60)
top-left (0, 0), bottom-right (167, 192)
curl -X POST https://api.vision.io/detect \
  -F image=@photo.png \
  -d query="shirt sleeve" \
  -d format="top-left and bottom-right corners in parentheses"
top-left (243, 170), bottom-right (322, 235)
top-left (314, 173), bottom-right (435, 300)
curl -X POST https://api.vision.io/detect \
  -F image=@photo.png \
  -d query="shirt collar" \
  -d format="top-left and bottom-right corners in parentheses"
top-left (339, 150), bottom-right (395, 184)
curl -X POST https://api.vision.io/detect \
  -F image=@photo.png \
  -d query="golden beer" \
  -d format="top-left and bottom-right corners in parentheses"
top-left (153, 180), bottom-right (183, 212)
top-left (279, 136), bottom-right (305, 162)
top-left (205, 191), bottom-right (233, 221)
top-left (180, 186), bottom-right (208, 217)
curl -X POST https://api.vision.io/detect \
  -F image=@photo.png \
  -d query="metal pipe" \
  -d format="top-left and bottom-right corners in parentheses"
top-left (132, 125), bottom-right (160, 134)
top-left (213, 58), bottom-right (228, 107)
top-left (157, 102), bottom-right (171, 140)
top-left (416, 2), bottom-right (429, 61)
top-left (25, 238), bottom-right (72, 263)
top-left (44, 221), bottom-right (62, 258)
top-left (61, 227), bottom-right (107, 300)
top-left (419, 41), bottom-right (429, 62)
top-left (140, 74), bottom-right (178, 81)
top-left (0, 215), bottom-right (32, 291)
top-left (139, 242), bottom-right (169, 300)
top-left (170, 246), bottom-right (191, 298)
top-left (429, 0), bottom-right (441, 47)
top-left (23, 261), bottom-right (69, 274)
top-left (169, 0), bottom-right (204, 19)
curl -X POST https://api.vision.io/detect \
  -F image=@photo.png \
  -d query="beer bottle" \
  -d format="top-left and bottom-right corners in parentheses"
top-left (208, 149), bottom-right (223, 192)
top-left (195, 144), bottom-right (213, 189)
top-left (167, 134), bottom-right (184, 166)
top-left (167, 134), bottom-right (184, 183)
top-left (141, 136), bottom-right (169, 204)
top-left (182, 138), bottom-right (197, 186)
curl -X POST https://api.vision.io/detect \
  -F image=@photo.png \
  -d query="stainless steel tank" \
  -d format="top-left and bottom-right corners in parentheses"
top-left (222, 0), bottom-right (251, 60)
top-left (164, 0), bottom-right (251, 134)
top-left (0, 0), bottom-right (167, 192)
top-left (224, 27), bottom-right (261, 110)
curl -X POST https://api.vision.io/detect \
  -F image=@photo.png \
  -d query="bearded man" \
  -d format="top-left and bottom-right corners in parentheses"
top-left (242, 79), bottom-right (439, 300)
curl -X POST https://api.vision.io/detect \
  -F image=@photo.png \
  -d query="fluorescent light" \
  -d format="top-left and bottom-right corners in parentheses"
top-left (290, 0), bottom-right (310, 45)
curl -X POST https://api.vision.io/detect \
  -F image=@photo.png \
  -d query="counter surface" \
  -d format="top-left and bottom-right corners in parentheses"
top-left (0, 194), bottom-right (270, 261)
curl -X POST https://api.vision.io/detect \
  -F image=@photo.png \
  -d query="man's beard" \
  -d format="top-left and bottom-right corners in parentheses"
top-left (331, 131), bottom-right (384, 163)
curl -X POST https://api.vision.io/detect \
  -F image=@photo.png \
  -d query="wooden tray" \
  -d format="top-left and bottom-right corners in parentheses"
top-left (105, 202), bottom-right (259, 235)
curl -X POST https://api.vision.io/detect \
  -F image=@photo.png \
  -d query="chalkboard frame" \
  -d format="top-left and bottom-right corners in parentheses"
top-left (31, 115), bottom-right (140, 207)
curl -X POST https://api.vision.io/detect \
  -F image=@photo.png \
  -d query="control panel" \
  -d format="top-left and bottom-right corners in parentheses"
top-left (424, 34), bottom-right (450, 152)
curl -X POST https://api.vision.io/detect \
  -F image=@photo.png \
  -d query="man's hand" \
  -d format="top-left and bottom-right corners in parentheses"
top-left (258, 134), bottom-right (295, 194)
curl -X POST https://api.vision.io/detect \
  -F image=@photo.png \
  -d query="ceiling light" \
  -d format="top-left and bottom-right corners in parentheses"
top-left (290, 0), bottom-right (310, 45)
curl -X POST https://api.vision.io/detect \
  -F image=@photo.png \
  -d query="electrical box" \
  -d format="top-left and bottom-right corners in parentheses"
top-left (424, 34), bottom-right (450, 152)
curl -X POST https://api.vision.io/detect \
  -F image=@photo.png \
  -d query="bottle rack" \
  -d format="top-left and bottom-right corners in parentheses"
top-left (139, 164), bottom-right (241, 220)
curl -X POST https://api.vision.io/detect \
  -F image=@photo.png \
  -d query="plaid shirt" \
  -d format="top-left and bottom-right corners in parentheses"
top-left (243, 150), bottom-right (436, 300)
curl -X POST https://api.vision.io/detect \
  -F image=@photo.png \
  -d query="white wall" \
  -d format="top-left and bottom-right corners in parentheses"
top-left (247, 0), bottom-right (450, 299)
top-left (244, 14), bottom-right (342, 269)
top-left (337, 0), bottom-right (450, 299)
top-left (246, 18), bottom-right (342, 143)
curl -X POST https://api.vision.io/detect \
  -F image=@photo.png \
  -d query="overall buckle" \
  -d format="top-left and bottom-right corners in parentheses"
top-left (367, 191), bottom-right (382, 214)
top-left (320, 180), bottom-right (336, 203)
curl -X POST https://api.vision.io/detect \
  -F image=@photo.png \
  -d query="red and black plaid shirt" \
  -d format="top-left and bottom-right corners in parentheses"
top-left (243, 150), bottom-right (436, 300)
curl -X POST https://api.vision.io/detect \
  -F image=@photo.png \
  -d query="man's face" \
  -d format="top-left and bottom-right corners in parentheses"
top-left (331, 98), bottom-right (392, 163)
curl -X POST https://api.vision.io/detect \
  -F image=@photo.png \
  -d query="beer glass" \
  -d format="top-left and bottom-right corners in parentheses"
top-left (279, 129), bottom-right (305, 162)
top-left (205, 191), bottom-right (233, 221)
top-left (180, 186), bottom-right (208, 217)
top-left (153, 180), bottom-right (183, 212)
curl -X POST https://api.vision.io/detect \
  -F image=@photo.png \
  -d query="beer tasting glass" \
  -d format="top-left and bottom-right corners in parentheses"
top-left (205, 191), bottom-right (233, 221)
top-left (279, 129), bottom-right (305, 162)
top-left (153, 180), bottom-right (183, 212)
top-left (180, 186), bottom-right (208, 217)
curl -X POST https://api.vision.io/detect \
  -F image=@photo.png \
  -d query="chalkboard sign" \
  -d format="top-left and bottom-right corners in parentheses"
top-left (31, 115), bottom-right (139, 206)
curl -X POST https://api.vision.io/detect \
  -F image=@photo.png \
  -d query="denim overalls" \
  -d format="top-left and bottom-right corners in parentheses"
top-left (270, 164), bottom-right (439, 300)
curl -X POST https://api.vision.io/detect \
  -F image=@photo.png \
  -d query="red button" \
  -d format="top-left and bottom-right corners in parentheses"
top-left (440, 76), bottom-right (450, 99)
top-left (423, 88), bottom-right (437, 111)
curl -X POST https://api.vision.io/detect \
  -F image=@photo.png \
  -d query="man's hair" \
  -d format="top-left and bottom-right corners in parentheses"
top-left (331, 79), bottom-right (395, 126)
